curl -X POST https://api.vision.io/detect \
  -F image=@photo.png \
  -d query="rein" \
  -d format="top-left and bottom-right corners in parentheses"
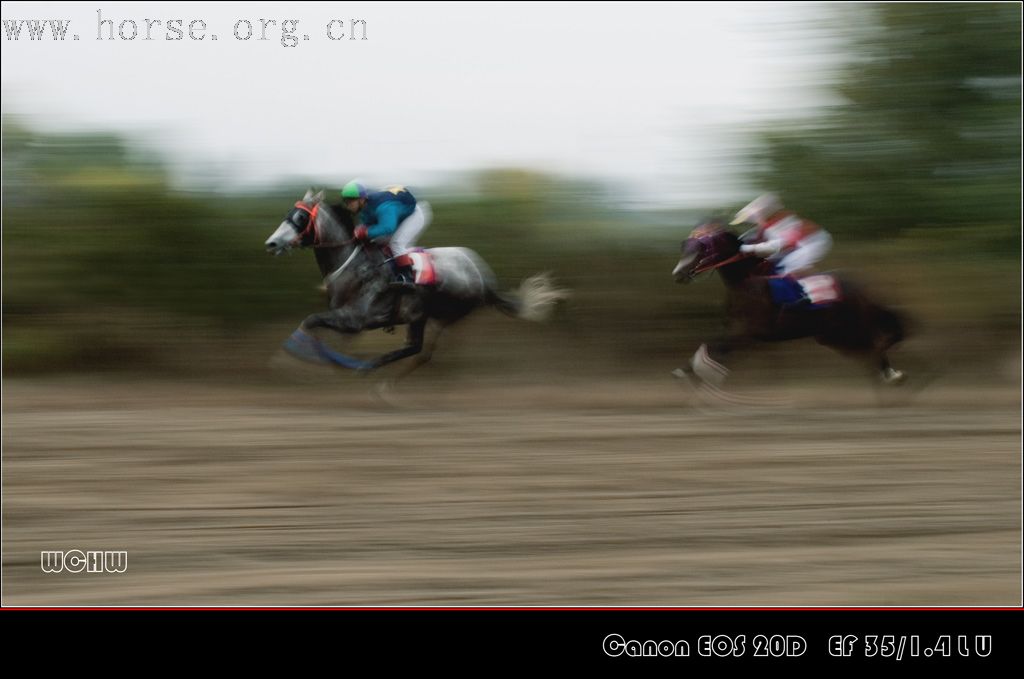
top-left (693, 252), bottom-right (749, 275)
top-left (324, 244), bottom-right (364, 284)
top-left (291, 201), bottom-right (356, 248)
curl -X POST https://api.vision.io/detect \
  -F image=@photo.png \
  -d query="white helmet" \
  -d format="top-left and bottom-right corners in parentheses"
top-left (731, 193), bottom-right (782, 226)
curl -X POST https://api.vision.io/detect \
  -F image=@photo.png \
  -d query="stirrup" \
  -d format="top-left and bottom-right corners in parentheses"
top-left (388, 267), bottom-right (417, 289)
top-left (388, 277), bottom-right (416, 290)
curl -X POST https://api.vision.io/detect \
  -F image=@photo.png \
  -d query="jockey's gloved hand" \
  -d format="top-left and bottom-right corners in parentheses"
top-left (354, 225), bottom-right (370, 241)
top-left (740, 240), bottom-right (782, 257)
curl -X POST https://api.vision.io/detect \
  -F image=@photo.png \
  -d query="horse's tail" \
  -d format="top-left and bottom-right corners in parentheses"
top-left (488, 272), bottom-right (570, 321)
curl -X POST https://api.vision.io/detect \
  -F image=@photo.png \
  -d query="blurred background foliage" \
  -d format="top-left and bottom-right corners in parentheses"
top-left (2, 3), bottom-right (1019, 380)
top-left (755, 3), bottom-right (1021, 248)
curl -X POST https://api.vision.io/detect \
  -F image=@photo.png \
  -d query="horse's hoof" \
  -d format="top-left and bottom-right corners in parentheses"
top-left (672, 366), bottom-right (699, 386)
top-left (882, 368), bottom-right (907, 385)
top-left (284, 330), bottom-right (329, 364)
top-left (370, 379), bottom-right (401, 408)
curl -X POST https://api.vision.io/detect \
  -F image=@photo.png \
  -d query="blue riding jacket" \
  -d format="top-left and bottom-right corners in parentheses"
top-left (359, 186), bottom-right (417, 240)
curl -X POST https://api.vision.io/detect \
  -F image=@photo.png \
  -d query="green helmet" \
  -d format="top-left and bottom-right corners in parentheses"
top-left (341, 180), bottom-right (367, 200)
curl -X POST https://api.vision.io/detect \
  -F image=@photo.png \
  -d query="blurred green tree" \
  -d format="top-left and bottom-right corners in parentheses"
top-left (754, 3), bottom-right (1021, 249)
top-left (2, 119), bottom-right (319, 337)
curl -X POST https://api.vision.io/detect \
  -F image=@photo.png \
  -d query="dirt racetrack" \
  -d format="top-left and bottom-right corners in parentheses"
top-left (3, 376), bottom-right (1020, 606)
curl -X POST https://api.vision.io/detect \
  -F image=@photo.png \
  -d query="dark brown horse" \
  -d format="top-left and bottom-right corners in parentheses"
top-left (671, 221), bottom-right (907, 395)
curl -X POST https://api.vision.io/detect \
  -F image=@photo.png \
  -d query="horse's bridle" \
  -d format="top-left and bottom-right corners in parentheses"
top-left (287, 199), bottom-right (375, 284)
top-left (288, 201), bottom-right (356, 249)
top-left (686, 229), bottom-right (750, 275)
top-left (288, 201), bottom-right (320, 244)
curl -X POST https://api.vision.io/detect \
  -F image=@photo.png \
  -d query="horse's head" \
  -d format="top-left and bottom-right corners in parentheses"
top-left (264, 188), bottom-right (332, 255)
top-left (672, 219), bottom-right (742, 283)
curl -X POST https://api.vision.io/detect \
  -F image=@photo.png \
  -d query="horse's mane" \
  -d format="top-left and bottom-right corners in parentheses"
top-left (321, 200), bottom-right (356, 234)
top-left (719, 228), bottom-right (741, 250)
top-left (689, 223), bottom-right (741, 252)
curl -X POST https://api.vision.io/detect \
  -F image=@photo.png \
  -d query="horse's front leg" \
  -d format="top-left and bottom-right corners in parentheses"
top-left (673, 333), bottom-right (768, 409)
top-left (283, 308), bottom-right (371, 369)
top-left (301, 308), bottom-right (364, 335)
top-left (681, 336), bottom-right (746, 387)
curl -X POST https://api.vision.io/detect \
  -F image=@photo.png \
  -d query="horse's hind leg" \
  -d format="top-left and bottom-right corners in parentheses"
top-left (391, 320), bottom-right (446, 381)
top-left (372, 320), bottom-right (447, 399)
top-left (366, 318), bottom-right (427, 371)
top-left (878, 353), bottom-right (906, 385)
top-left (873, 307), bottom-right (907, 385)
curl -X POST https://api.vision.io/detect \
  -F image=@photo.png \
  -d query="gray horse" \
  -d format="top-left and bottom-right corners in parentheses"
top-left (265, 189), bottom-right (567, 379)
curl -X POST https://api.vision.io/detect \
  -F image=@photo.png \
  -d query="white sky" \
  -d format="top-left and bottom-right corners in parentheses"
top-left (1, 1), bottom-right (842, 207)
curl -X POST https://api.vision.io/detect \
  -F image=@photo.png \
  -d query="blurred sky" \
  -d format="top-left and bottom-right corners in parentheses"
top-left (2, 1), bottom-right (843, 206)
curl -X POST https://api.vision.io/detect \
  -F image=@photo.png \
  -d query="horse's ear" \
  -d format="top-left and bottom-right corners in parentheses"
top-left (302, 188), bottom-right (314, 202)
top-left (313, 189), bottom-right (325, 203)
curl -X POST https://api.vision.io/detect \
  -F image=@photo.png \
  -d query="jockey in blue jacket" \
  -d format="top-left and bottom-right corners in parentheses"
top-left (340, 180), bottom-right (431, 286)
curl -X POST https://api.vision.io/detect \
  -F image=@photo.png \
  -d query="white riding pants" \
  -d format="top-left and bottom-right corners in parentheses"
top-left (389, 203), bottom-right (431, 258)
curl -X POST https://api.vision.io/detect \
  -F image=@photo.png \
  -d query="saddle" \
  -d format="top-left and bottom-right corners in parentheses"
top-left (392, 248), bottom-right (438, 286)
top-left (767, 273), bottom-right (842, 309)
top-left (382, 248), bottom-right (438, 333)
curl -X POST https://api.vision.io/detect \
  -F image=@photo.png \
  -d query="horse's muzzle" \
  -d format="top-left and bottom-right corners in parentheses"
top-left (265, 239), bottom-right (289, 255)
top-left (672, 254), bottom-right (697, 283)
